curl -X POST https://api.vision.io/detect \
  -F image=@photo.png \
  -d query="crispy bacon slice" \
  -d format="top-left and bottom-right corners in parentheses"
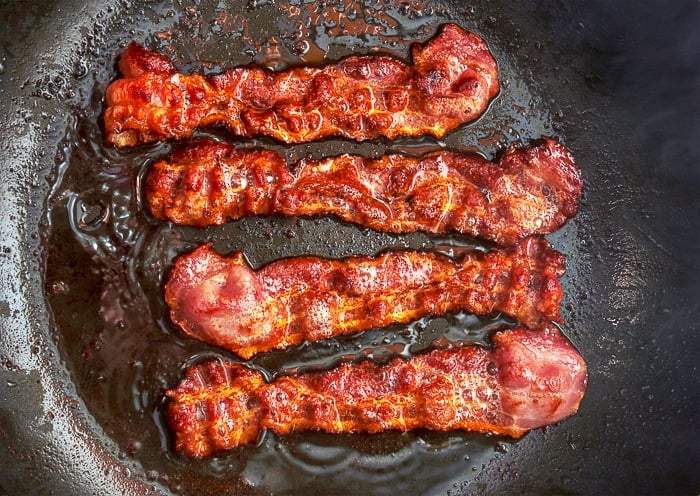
top-left (146, 138), bottom-right (581, 246)
top-left (164, 237), bottom-right (564, 358)
top-left (166, 326), bottom-right (587, 458)
top-left (104, 24), bottom-right (499, 146)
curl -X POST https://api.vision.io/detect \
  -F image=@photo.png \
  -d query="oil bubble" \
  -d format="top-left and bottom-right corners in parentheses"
top-left (292, 40), bottom-right (310, 56)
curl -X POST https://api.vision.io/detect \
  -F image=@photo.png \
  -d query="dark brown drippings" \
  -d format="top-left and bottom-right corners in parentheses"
top-left (42, 0), bottom-right (570, 493)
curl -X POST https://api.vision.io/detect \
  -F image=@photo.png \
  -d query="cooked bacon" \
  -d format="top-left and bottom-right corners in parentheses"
top-left (104, 24), bottom-right (499, 147)
top-left (164, 237), bottom-right (564, 358)
top-left (166, 326), bottom-right (587, 458)
top-left (146, 138), bottom-right (581, 246)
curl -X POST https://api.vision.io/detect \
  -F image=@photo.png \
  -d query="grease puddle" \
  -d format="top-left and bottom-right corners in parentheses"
top-left (43, 1), bottom-right (558, 494)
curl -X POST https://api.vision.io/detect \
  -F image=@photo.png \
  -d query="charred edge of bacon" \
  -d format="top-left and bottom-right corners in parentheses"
top-left (164, 237), bottom-right (565, 359)
top-left (104, 23), bottom-right (500, 146)
top-left (145, 137), bottom-right (582, 246)
top-left (165, 325), bottom-right (587, 458)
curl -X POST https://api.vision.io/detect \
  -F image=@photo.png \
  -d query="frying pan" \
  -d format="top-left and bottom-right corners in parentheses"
top-left (1, 0), bottom-right (698, 494)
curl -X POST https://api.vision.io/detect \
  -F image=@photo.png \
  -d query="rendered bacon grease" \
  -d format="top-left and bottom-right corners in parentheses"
top-left (100, 22), bottom-right (587, 458)
top-left (104, 24), bottom-right (499, 146)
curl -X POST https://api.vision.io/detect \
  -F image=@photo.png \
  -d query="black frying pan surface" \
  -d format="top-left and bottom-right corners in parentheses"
top-left (0, 0), bottom-right (698, 494)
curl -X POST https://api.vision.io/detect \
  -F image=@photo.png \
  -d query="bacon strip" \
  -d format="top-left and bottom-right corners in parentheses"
top-left (104, 24), bottom-right (499, 147)
top-left (166, 326), bottom-right (587, 458)
top-left (164, 237), bottom-right (564, 359)
top-left (146, 138), bottom-right (581, 246)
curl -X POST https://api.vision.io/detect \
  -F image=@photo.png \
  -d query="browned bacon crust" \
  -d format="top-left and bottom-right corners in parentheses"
top-left (166, 326), bottom-right (587, 458)
top-left (104, 24), bottom-right (499, 146)
top-left (164, 237), bottom-right (565, 358)
top-left (146, 138), bottom-right (581, 246)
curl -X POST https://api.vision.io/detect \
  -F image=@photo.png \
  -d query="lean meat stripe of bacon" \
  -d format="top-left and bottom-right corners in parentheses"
top-left (166, 326), bottom-right (587, 458)
top-left (146, 138), bottom-right (581, 246)
top-left (164, 237), bottom-right (565, 359)
top-left (104, 23), bottom-right (499, 146)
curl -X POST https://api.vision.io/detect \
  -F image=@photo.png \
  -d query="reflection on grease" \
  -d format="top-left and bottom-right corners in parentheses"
top-left (42, 0), bottom-right (573, 494)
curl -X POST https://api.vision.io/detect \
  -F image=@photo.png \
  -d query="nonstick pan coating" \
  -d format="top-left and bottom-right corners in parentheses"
top-left (0, 0), bottom-right (698, 495)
